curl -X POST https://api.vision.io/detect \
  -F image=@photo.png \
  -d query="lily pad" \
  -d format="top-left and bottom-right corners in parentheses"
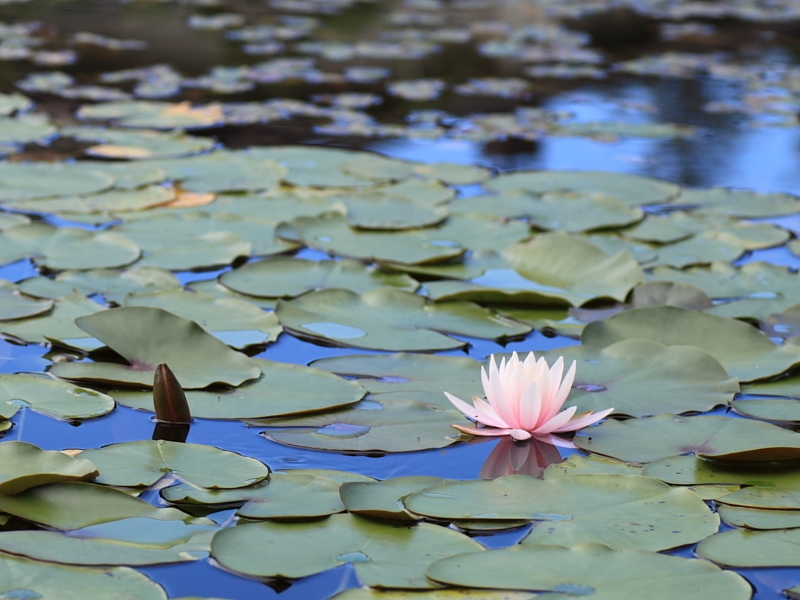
top-left (220, 257), bottom-right (418, 298)
top-left (678, 187), bottom-right (800, 218)
top-left (49, 307), bottom-right (262, 388)
top-left (0, 222), bottom-right (57, 267)
top-left (761, 303), bottom-right (800, 339)
top-left (717, 505), bottom-right (800, 530)
top-left (33, 228), bottom-right (141, 271)
top-left (731, 396), bottom-right (800, 423)
top-left (247, 146), bottom-right (387, 187)
top-left (310, 353), bottom-right (482, 411)
top-left (536, 340), bottom-right (738, 418)
top-left (581, 306), bottom-right (800, 382)
top-left (64, 126), bottom-right (215, 159)
top-left (0, 554), bottom-right (168, 600)
top-left (112, 358), bottom-right (365, 420)
top-left (1, 291), bottom-right (104, 346)
top-left (78, 440), bottom-right (268, 489)
top-left (275, 288), bottom-right (530, 351)
top-left (0, 114), bottom-right (56, 145)
top-left (425, 543), bottom-right (751, 600)
top-left (341, 194), bottom-right (449, 230)
top-left (0, 482), bottom-right (203, 530)
top-left (254, 399), bottom-right (468, 453)
top-left (697, 528), bottom-right (800, 567)
top-left (0, 442), bottom-right (98, 494)
top-left (0, 163), bottom-right (114, 201)
top-left (332, 590), bottom-right (540, 600)
top-left (0, 374), bottom-right (114, 421)
top-left (157, 151), bottom-right (287, 193)
top-left (77, 100), bottom-right (225, 129)
top-left (0, 518), bottom-right (215, 566)
top-left (483, 170), bottom-right (681, 207)
top-left (648, 232), bottom-right (745, 269)
top-left (6, 186), bottom-right (175, 218)
top-left (0, 281), bottom-right (53, 320)
top-left (575, 414), bottom-right (800, 463)
top-left (340, 477), bottom-right (449, 521)
top-left (413, 162), bottom-right (492, 185)
top-left (211, 513), bottom-right (484, 588)
top-left (405, 473), bottom-right (717, 551)
top-left (544, 453), bottom-right (642, 478)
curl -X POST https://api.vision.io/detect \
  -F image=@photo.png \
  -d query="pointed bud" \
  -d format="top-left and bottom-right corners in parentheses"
top-left (153, 363), bottom-right (191, 424)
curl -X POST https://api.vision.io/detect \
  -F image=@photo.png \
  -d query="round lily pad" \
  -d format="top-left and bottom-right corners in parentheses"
top-left (341, 194), bottom-right (449, 230)
top-left (49, 306), bottom-right (262, 388)
top-left (220, 256), bottom-right (418, 298)
top-left (0, 281), bottom-right (53, 320)
top-left (679, 187), bottom-right (800, 218)
top-left (65, 126), bottom-right (215, 159)
top-left (425, 543), bottom-right (751, 600)
top-left (576, 414), bottom-right (800, 463)
top-left (276, 288), bottom-right (530, 351)
top-left (77, 100), bottom-right (225, 129)
top-left (1, 291), bottom-right (105, 346)
top-left (581, 305), bottom-right (800, 382)
top-left (6, 186), bottom-right (175, 217)
top-left (0, 374), bottom-right (114, 421)
top-left (717, 504), bottom-right (800, 530)
top-left (112, 358), bottom-right (365, 420)
top-left (696, 528), bottom-right (800, 567)
top-left (405, 473), bottom-right (717, 551)
top-left (340, 476), bottom-right (449, 521)
top-left (732, 396), bottom-right (800, 423)
top-left (211, 513), bottom-right (485, 588)
top-left (484, 170), bottom-right (681, 206)
top-left (78, 440), bottom-right (269, 489)
top-left (157, 151), bottom-right (287, 193)
top-left (0, 163), bottom-right (114, 201)
top-left (0, 442), bottom-right (98, 494)
top-left (33, 228), bottom-right (141, 271)
top-left (247, 146), bottom-right (386, 187)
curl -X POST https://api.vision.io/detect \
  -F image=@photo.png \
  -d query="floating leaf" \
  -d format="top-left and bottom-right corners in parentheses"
top-left (275, 288), bottom-right (530, 351)
top-left (1, 291), bottom-right (104, 346)
top-left (220, 257), bottom-right (418, 299)
top-left (340, 477), bottom-right (449, 521)
top-left (697, 528), bottom-right (800, 567)
top-left (247, 146), bottom-right (388, 187)
top-left (157, 151), bottom-right (287, 193)
top-left (333, 590), bottom-right (539, 600)
top-left (49, 307), bottom-right (262, 388)
top-left (581, 306), bottom-right (800, 382)
top-left (0, 163), bottom-right (114, 201)
top-left (341, 194), bottom-right (449, 230)
top-left (6, 186), bottom-right (175, 218)
top-left (113, 358), bottom-right (365, 420)
top-left (255, 399), bottom-right (468, 453)
top-left (33, 228), bottom-right (141, 271)
top-left (65, 126), bottom-right (215, 159)
top-left (731, 396), bottom-right (800, 423)
top-left (0, 442), bottom-right (98, 494)
top-left (0, 281), bottom-right (53, 320)
top-left (648, 232), bottom-right (745, 269)
top-left (77, 100), bottom-right (225, 129)
top-left (78, 440), bottom-right (268, 489)
top-left (425, 544), bottom-right (751, 600)
top-left (678, 187), bottom-right (800, 218)
top-left (576, 414), bottom-right (800, 463)
top-left (717, 505), bottom-right (800, 530)
top-left (0, 374), bottom-right (114, 421)
top-left (405, 473), bottom-right (716, 551)
top-left (211, 513), bottom-right (484, 588)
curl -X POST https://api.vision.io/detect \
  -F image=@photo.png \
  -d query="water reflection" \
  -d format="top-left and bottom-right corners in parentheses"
top-left (478, 436), bottom-right (565, 480)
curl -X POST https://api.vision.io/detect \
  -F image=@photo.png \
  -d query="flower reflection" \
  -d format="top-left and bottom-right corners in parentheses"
top-left (479, 436), bottom-right (565, 480)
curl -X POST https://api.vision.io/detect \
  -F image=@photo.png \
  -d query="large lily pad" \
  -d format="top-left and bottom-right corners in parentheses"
top-left (310, 353), bottom-right (482, 411)
top-left (535, 340), bottom-right (738, 417)
top-left (49, 307), bottom-right (262, 388)
top-left (220, 256), bottom-right (418, 298)
top-left (405, 473), bottom-right (716, 551)
top-left (65, 126), bottom-right (215, 159)
top-left (731, 395), bottom-right (800, 423)
top-left (581, 306), bottom-right (800, 382)
top-left (0, 374), bottom-right (114, 421)
top-left (247, 146), bottom-right (388, 187)
top-left (0, 442), bottom-right (98, 494)
top-left (425, 544), bottom-right (751, 600)
top-left (0, 291), bottom-right (104, 346)
top-left (0, 518), bottom-right (215, 566)
top-left (678, 187), bottom-right (800, 217)
top-left (0, 163), bottom-right (114, 201)
top-left (211, 513), bottom-right (484, 588)
top-left (341, 194), bottom-right (449, 230)
top-left (696, 528), bottom-right (800, 567)
top-left (575, 414), bottom-right (800, 463)
top-left (717, 505), bottom-right (800, 530)
top-left (255, 399), bottom-right (468, 453)
top-left (0, 554), bottom-right (168, 600)
top-left (33, 228), bottom-right (141, 271)
top-left (340, 477), bottom-right (449, 521)
top-left (0, 222), bottom-right (57, 267)
top-left (647, 232), bottom-right (745, 269)
top-left (0, 482), bottom-right (202, 530)
top-left (78, 440), bottom-right (269, 489)
top-left (483, 170), bottom-right (681, 206)
top-left (0, 281), bottom-right (53, 320)
top-left (77, 100), bottom-right (225, 129)
top-left (112, 358), bottom-right (365, 419)
top-left (157, 151), bottom-right (287, 193)
top-left (6, 186), bottom-right (175, 218)
top-left (276, 288), bottom-right (529, 351)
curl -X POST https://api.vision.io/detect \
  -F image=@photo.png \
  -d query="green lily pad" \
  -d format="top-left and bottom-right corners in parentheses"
top-left (762, 303), bottom-right (800, 339)
top-left (0, 222), bottom-right (57, 267)
top-left (77, 100), bottom-right (225, 129)
top-left (203, 190), bottom-right (339, 222)
top-left (584, 233), bottom-right (659, 265)
top-left (341, 194), bottom-right (449, 230)
top-left (275, 288), bottom-right (530, 351)
top-left (648, 232), bottom-right (745, 269)
top-left (340, 477), bottom-right (449, 521)
top-left (581, 306), bottom-right (800, 382)
top-left (483, 170), bottom-right (681, 206)
top-left (112, 358), bottom-right (365, 419)
top-left (413, 162), bottom-right (492, 185)
top-left (254, 399), bottom-right (468, 453)
top-left (0, 518), bottom-right (215, 566)
top-left (717, 505), bottom-right (800, 530)
top-left (341, 154), bottom-right (417, 182)
top-left (0, 374), bottom-right (114, 420)
top-left (0, 114), bottom-right (57, 145)
top-left (220, 257), bottom-right (418, 299)
top-left (377, 178), bottom-right (454, 205)
top-left (271, 469), bottom-right (375, 485)
top-left (122, 290), bottom-right (282, 348)
top-left (33, 228), bottom-right (141, 271)
top-left (0, 281), bottom-right (53, 320)
top-left (332, 590), bottom-right (540, 600)
top-left (0, 213), bottom-right (30, 230)
top-left (247, 146), bottom-right (387, 187)
top-left (452, 191), bottom-right (644, 233)
top-left (0, 482), bottom-right (204, 530)
top-left (0, 553), bottom-right (168, 600)
top-left (211, 513), bottom-right (484, 588)
top-left (186, 279), bottom-right (277, 310)
top-left (536, 340), bottom-right (738, 418)
top-left (696, 528), bottom-right (800, 567)
top-left (163, 472), bottom-right (347, 519)
top-left (405, 473), bottom-right (716, 552)
top-left (643, 455), bottom-right (800, 510)
top-left (157, 151), bottom-right (287, 193)
top-left (544, 453), bottom-right (642, 478)
top-left (70, 162), bottom-right (168, 190)
top-left (6, 186), bottom-right (175, 217)
top-left (18, 267), bottom-right (181, 304)
top-left (0, 93), bottom-right (32, 116)
top-left (1, 291), bottom-right (104, 346)
top-left (64, 126), bottom-right (215, 159)
top-left (678, 187), bottom-right (800, 217)
top-left (49, 307), bottom-right (262, 388)
top-left (78, 440), bottom-right (268, 489)
top-left (0, 442), bottom-right (98, 494)
top-left (310, 353), bottom-right (482, 411)
top-left (0, 163), bottom-right (114, 201)
top-left (425, 543), bottom-right (751, 600)
top-left (575, 414), bottom-right (800, 463)
top-left (731, 396), bottom-right (800, 423)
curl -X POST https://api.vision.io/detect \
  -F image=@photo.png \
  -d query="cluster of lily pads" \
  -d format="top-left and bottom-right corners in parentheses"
top-left (1, 140), bottom-right (800, 597)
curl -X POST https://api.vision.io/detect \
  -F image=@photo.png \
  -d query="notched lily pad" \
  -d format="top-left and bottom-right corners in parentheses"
top-left (0, 442), bottom-right (98, 494)
top-left (340, 476), bottom-right (449, 521)
top-left (0, 374), bottom-right (114, 421)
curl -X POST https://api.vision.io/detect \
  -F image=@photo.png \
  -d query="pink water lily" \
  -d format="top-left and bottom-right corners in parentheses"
top-left (445, 352), bottom-right (613, 447)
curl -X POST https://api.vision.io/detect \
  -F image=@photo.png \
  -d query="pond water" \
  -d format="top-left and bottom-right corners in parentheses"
top-left (2, 0), bottom-right (800, 599)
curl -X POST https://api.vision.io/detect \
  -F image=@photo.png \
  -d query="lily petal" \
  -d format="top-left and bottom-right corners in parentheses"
top-left (451, 423), bottom-right (514, 437)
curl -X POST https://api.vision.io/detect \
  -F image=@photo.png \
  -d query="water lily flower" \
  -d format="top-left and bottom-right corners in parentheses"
top-left (445, 352), bottom-right (613, 447)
